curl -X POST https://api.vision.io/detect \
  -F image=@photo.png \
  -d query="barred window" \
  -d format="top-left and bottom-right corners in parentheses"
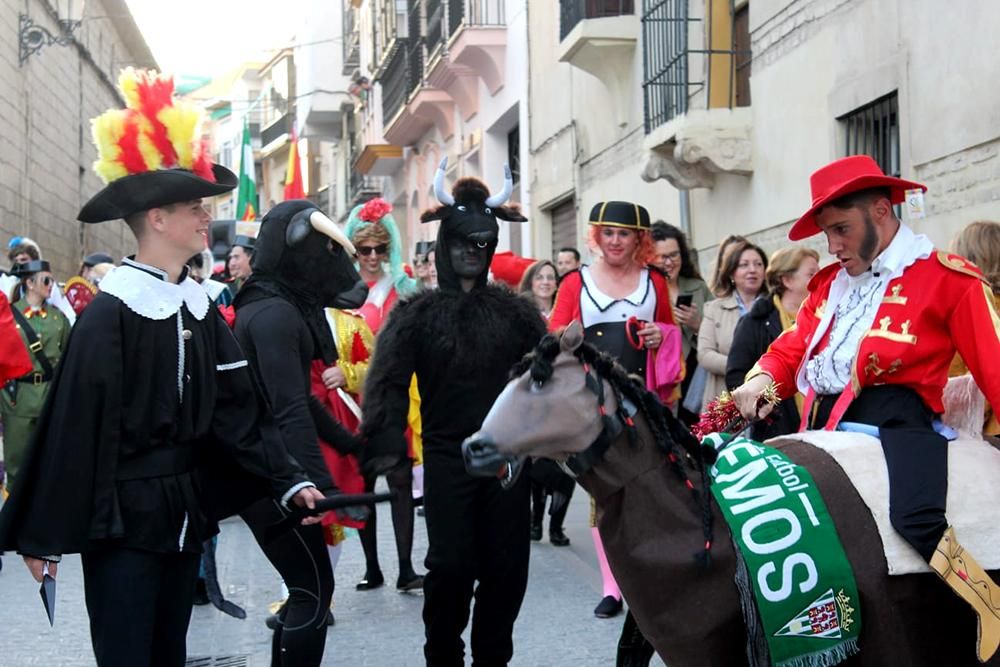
top-left (839, 92), bottom-right (900, 177)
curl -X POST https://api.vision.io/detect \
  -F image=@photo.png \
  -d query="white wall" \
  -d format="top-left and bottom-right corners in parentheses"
top-left (527, 1), bottom-right (680, 261)
top-left (687, 0), bottom-right (1000, 257)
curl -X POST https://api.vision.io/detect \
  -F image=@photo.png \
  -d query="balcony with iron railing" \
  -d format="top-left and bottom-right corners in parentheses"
top-left (260, 113), bottom-right (290, 151)
top-left (426, 0), bottom-right (445, 59)
top-left (342, 3), bottom-right (361, 75)
top-left (378, 41), bottom-right (419, 129)
top-left (349, 164), bottom-right (381, 206)
top-left (560, 0), bottom-right (634, 40)
top-left (424, 0), bottom-right (509, 122)
top-left (640, 0), bottom-right (753, 190)
top-left (557, 0), bottom-right (639, 128)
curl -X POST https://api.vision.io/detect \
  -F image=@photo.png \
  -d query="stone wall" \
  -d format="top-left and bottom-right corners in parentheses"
top-left (0, 0), bottom-right (155, 278)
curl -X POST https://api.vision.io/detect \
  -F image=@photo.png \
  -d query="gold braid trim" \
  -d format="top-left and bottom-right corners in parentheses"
top-left (329, 309), bottom-right (375, 395)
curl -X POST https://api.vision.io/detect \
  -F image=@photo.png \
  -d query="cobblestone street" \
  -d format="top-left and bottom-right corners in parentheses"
top-left (0, 486), bottom-right (667, 666)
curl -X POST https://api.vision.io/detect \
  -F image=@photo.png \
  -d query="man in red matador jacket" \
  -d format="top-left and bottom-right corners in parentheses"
top-left (731, 155), bottom-right (1000, 662)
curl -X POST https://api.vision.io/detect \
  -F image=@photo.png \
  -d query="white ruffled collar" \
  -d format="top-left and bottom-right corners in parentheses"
top-left (99, 257), bottom-right (210, 321)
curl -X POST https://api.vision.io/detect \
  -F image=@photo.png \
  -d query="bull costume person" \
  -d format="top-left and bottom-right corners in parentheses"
top-left (362, 159), bottom-right (547, 667)
top-left (232, 199), bottom-right (369, 666)
top-left (732, 155), bottom-right (1000, 663)
top-left (0, 69), bottom-right (324, 667)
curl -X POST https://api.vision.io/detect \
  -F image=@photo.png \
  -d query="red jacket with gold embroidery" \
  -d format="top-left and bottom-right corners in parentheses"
top-left (751, 252), bottom-right (1000, 427)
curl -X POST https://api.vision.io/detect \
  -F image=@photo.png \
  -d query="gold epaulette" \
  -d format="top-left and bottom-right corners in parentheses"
top-left (937, 251), bottom-right (988, 283)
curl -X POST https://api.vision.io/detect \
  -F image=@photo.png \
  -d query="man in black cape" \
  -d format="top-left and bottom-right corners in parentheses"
top-left (0, 70), bottom-right (324, 667)
top-left (362, 160), bottom-right (547, 666)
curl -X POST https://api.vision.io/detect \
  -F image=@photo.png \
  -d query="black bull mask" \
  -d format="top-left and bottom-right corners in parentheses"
top-left (251, 200), bottom-right (367, 308)
top-left (420, 158), bottom-right (527, 290)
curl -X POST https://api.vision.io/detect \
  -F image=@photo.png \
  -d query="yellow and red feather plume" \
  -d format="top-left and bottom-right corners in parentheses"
top-left (90, 68), bottom-right (216, 184)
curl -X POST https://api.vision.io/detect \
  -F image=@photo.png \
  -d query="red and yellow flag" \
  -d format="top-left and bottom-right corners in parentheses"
top-left (284, 128), bottom-right (305, 201)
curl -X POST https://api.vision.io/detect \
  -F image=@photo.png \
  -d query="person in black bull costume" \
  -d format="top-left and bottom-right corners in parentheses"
top-left (361, 159), bottom-right (547, 667)
top-left (232, 199), bottom-right (370, 667)
top-left (0, 69), bottom-right (325, 667)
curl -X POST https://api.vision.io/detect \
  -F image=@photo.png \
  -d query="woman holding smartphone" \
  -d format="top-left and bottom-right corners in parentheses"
top-left (651, 222), bottom-right (712, 420)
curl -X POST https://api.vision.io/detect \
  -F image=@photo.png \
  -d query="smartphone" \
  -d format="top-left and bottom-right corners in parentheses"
top-left (675, 293), bottom-right (694, 308)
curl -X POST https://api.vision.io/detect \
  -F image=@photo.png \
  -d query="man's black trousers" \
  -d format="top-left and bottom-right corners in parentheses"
top-left (82, 547), bottom-right (200, 667)
top-left (813, 385), bottom-right (948, 561)
top-left (422, 446), bottom-right (531, 667)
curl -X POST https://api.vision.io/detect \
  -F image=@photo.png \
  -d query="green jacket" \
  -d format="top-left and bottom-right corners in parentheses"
top-left (1, 299), bottom-right (71, 484)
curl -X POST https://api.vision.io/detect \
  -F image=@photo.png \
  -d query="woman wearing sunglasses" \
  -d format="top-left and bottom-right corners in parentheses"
top-left (2, 260), bottom-right (71, 489)
top-left (346, 198), bottom-right (420, 334)
top-left (338, 199), bottom-right (425, 593)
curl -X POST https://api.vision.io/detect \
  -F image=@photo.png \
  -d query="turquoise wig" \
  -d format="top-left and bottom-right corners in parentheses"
top-left (345, 199), bottom-right (419, 298)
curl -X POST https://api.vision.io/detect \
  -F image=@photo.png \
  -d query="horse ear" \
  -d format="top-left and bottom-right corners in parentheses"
top-left (561, 321), bottom-right (584, 352)
top-left (285, 210), bottom-right (313, 247)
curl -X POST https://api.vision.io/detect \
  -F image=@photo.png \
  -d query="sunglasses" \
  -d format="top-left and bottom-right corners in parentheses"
top-left (356, 244), bottom-right (388, 256)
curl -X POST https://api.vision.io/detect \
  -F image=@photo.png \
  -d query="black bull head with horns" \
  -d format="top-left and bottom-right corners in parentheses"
top-left (420, 157), bottom-right (527, 246)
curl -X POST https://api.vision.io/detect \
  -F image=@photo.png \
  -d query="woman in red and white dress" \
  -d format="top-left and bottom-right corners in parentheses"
top-left (550, 200), bottom-right (681, 662)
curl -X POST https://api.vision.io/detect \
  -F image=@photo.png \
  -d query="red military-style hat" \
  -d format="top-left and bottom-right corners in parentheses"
top-left (788, 155), bottom-right (926, 241)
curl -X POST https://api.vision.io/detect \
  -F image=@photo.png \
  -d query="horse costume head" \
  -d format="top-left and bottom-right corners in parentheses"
top-left (421, 157), bottom-right (526, 291)
top-left (464, 321), bottom-right (702, 468)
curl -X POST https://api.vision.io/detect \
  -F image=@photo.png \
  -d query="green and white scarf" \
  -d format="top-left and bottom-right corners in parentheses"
top-left (705, 434), bottom-right (861, 667)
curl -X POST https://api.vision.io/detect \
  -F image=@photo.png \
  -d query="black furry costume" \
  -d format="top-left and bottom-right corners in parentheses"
top-left (362, 171), bottom-right (547, 666)
top-left (233, 200), bottom-right (366, 667)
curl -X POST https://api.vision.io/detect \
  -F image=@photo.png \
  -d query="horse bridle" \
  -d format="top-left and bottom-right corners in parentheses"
top-left (493, 356), bottom-right (636, 489)
top-left (557, 359), bottom-right (637, 479)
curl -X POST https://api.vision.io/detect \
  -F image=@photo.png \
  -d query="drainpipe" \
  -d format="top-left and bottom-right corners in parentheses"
top-left (678, 189), bottom-right (691, 238)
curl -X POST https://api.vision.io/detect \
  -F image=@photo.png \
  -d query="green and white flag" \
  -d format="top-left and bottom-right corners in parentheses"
top-left (236, 119), bottom-right (257, 221)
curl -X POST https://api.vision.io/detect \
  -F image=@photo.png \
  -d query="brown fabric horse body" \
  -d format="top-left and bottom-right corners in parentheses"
top-left (464, 323), bottom-right (999, 666)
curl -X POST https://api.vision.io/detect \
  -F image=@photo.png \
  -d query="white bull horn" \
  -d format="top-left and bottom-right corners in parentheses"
top-left (309, 209), bottom-right (356, 255)
top-left (485, 164), bottom-right (513, 208)
top-left (433, 157), bottom-right (455, 206)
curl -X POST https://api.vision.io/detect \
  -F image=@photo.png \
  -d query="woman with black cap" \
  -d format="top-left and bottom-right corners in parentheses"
top-left (549, 200), bottom-right (681, 663)
top-left (1, 260), bottom-right (71, 489)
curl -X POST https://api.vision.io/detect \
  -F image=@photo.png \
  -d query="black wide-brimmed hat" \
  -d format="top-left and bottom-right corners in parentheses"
top-left (10, 260), bottom-right (51, 276)
top-left (78, 165), bottom-right (237, 223)
top-left (588, 201), bottom-right (651, 230)
top-left (232, 234), bottom-right (256, 252)
top-left (79, 68), bottom-right (238, 224)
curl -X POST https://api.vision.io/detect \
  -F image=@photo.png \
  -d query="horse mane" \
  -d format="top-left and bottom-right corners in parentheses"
top-left (511, 336), bottom-right (715, 566)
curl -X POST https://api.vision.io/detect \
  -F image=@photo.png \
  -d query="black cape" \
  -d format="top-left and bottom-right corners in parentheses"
top-left (0, 265), bottom-right (308, 557)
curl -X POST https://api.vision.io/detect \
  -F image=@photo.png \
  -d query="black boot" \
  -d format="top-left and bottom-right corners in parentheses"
top-left (530, 481), bottom-right (545, 541)
top-left (549, 527), bottom-right (570, 547)
top-left (548, 492), bottom-right (570, 546)
top-left (616, 610), bottom-right (655, 666)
